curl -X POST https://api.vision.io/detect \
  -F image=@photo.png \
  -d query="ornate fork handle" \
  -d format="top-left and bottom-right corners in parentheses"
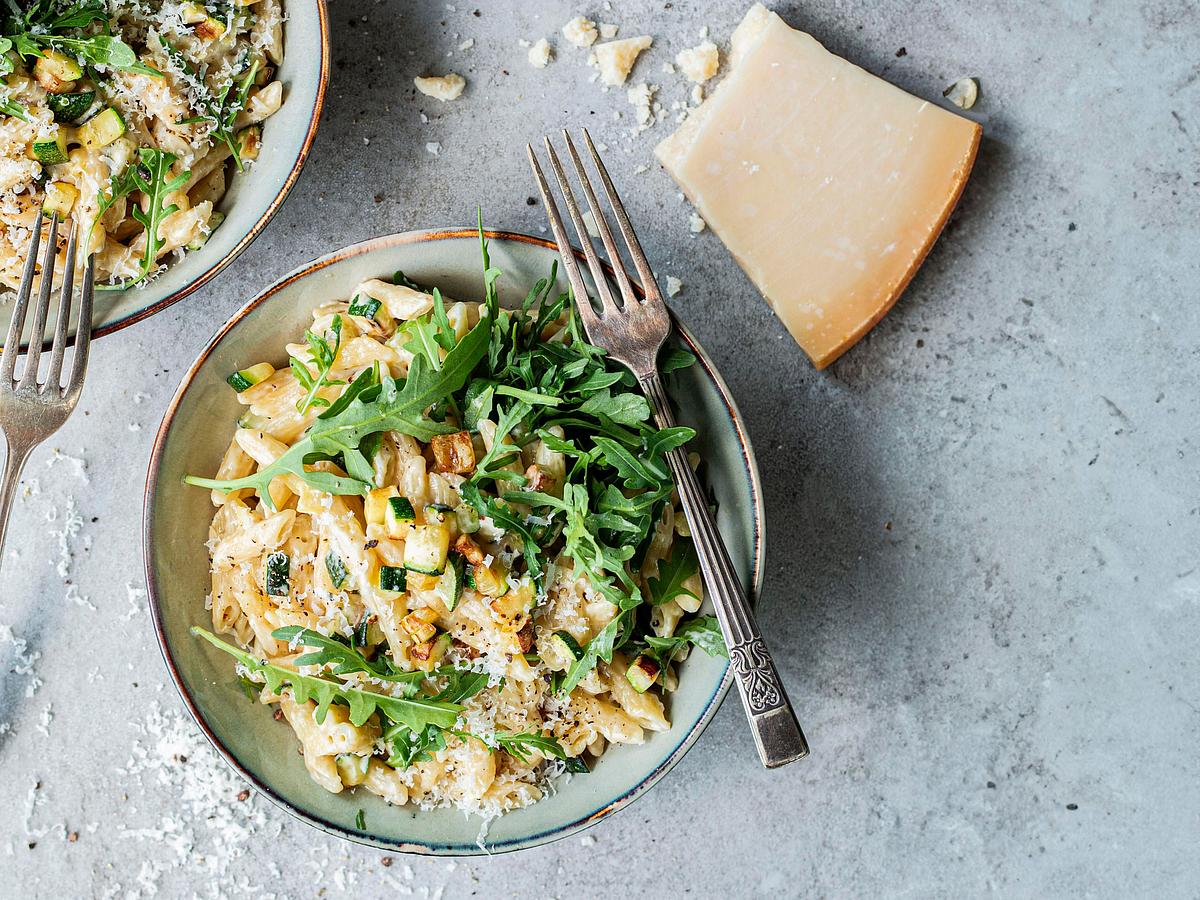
top-left (641, 373), bottom-right (809, 768)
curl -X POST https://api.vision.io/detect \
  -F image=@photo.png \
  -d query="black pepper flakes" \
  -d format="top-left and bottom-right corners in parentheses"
top-left (237, 789), bottom-right (251, 802)
top-left (895, 47), bottom-right (907, 57)
top-left (381, 857), bottom-right (393, 867)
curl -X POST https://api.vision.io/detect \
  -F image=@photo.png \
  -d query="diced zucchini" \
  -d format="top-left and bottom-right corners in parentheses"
top-left (626, 654), bottom-right (661, 693)
top-left (463, 566), bottom-right (476, 590)
top-left (402, 611), bottom-right (437, 644)
top-left (35, 50), bottom-right (82, 85)
top-left (237, 410), bottom-right (272, 430)
top-left (226, 361), bottom-right (275, 392)
top-left (185, 211), bottom-right (224, 251)
top-left (365, 486), bottom-right (398, 527)
top-left (404, 570), bottom-right (439, 592)
top-left (325, 551), bottom-right (348, 590)
top-left (385, 495), bottom-right (416, 538)
top-left (238, 125), bottom-right (261, 161)
top-left (378, 564), bottom-right (406, 594)
top-left (544, 631), bottom-right (584, 671)
top-left (264, 551), bottom-right (289, 596)
top-left (454, 504), bottom-right (480, 534)
top-left (404, 524), bottom-right (450, 576)
top-left (180, 2), bottom-right (209, 23)
top-left (411, 631), bottom-right (451, 671)
top-left (437, 554), bottom-right (464, 611)
top-left (195, 16), bottom-right (227, 40)
top-left (335, 753), bottom-right (370, 787)
top-left (423, 503), bottom-right (452, 525)
top-left (42, 181), bottom-right (78, 217)
top-left (452, 533), bottom-right (484, 564)
top-left (472, 558), bottom-right (509, 598)
top-left (46, 90), bottom-right (95, 124)
top-left (347, 295), bottom-right (382, 320)
top-left (78, 107), bottom-right (126, 149)
top-left (32, 132), bottom-right (68, 166)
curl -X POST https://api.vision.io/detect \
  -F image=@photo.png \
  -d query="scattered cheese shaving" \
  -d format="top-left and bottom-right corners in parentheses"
top-left (562, 15), bottom-right (598, 48)
top-left (591, 35), bottom-right (653, 86)
top-left (666, 276), bottom-right (683, 297)
top-left (527, 38), bottom-right (553, 69)
top-left (414, 73), bottom-right (466, 102)
top-left (676, 40), bottom-right (720, 83)
top-left (688, 212), bottom-right (707, 233)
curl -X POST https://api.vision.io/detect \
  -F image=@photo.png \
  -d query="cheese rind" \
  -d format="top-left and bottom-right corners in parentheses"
top-left (656, 4), bottom-right (981, 369)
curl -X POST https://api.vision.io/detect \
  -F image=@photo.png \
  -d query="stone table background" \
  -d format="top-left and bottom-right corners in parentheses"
top-left (3, 1), bottom-right (1198, 896)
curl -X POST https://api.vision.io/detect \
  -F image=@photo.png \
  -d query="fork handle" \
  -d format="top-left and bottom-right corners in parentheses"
top-left (0, 437), bottom-right (33, 563)
top-left (640, 373), bottom-right (809, 768)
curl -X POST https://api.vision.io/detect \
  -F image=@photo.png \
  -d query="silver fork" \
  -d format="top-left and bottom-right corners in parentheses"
top-left (529, 129), bottom-right (809, 768)
top-left (0, 212), bottom-right (94, 560)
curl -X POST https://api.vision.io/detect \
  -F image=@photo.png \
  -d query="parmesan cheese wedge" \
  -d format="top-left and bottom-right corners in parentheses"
top-left (655, 4), bottom-right (981, 369)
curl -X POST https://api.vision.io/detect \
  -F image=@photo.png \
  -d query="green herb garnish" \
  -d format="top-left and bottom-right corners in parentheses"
top-left (291, 315), bottom-right (346, 415)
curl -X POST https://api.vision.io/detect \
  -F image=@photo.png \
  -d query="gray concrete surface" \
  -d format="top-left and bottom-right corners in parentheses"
top-left (3, 0), bottom-right (1199, 896)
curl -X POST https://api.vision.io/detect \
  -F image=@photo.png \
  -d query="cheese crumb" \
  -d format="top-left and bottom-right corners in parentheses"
top-left (591, 36), bottom-right (652, 86)
top-left (562, 15), bottom-right (598, 48)
top-left (666, 276), bottom-right (683, 297)
top-left (676, 40), bottom-right (719, 83)
top-left (458, 38), bottom-right (475, 52)
top-left (627, 82), bottom-right (656, 126)
top-left (599, 22), bottom-right (619, 39)
top-left (527, 38), bottom-right (553, 69)
top-left (414, 73), bottom-right (466, 102)
top-left (688, 212), bottom-right (707, 233)
top-left (426, 142), bottom-right (441, 155)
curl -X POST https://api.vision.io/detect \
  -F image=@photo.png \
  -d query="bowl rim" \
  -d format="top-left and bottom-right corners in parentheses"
top-left (142, 228), bottom-right (766, 855)
top-left (87, 0), bottom-right (331, 344)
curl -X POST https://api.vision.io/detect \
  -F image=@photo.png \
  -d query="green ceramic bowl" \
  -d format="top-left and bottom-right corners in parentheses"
top-left (143, 230), bottom-right (765, 855)
top-left (2, 2), bottom-right (329, 345)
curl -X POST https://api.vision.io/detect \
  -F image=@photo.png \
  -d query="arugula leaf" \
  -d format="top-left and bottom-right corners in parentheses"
top-left (559, 611), bottom-right (627, 695)
top-left (660, 348), bottom-right (697, 374)
top-left (643, 615), bottom-right (729, 673)
top-left (646, 538), bottom-right (699, 607)
top-left (293, 315), bottom-right (346, 414)
top-left (644, 426), bottom-right (694, 460)
top-left (193, 627), bottom-right (463, 732)
top-left (492, 731), bottom-right (569, 763)
top-left (385, 721), bottom-right (447, 768)
top-left (579, 389), bottom-right (651, 426)
top-left (428, 669), bottom-right (489, 704)
top-left (102, 149), bottom-right (190, 288)
top-left (0, 97), bottom-right (26, 121)
top-left (591, 436), bottom-right (668, 489)
top-left (563, 755), bottom-right (589, 774)
top-left (272, 626), bottom-right (423, 689)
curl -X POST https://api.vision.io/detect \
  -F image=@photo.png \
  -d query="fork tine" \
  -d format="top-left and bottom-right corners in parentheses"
top-left (561, 130), bottom-right (640, 311)
top-left (0, 212), bottom-right (44, 382)
top-left (541, 136), bottom-right (622, 318)
top-left (45, 222), bottom-right (77, 392)
top-left (17, 212), bottom-right (59, 389)
top-left (580, 128), bottom-right (664, 305)
top-left (526, 144), bottom-right (602, 338)
top-left (64, 251), bottom-right (94, 401)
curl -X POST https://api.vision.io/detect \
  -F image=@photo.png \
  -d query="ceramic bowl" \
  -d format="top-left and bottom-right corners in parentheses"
top-left (1, 1), bottom-right (330, 344)
top-left (143, 230), bottom-right (765, 854)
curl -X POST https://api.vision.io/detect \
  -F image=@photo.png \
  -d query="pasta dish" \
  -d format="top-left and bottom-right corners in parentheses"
top-left (186, 233), bottom-right (728, 818)
top-left (0, 0), bottom-right (283, 291)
